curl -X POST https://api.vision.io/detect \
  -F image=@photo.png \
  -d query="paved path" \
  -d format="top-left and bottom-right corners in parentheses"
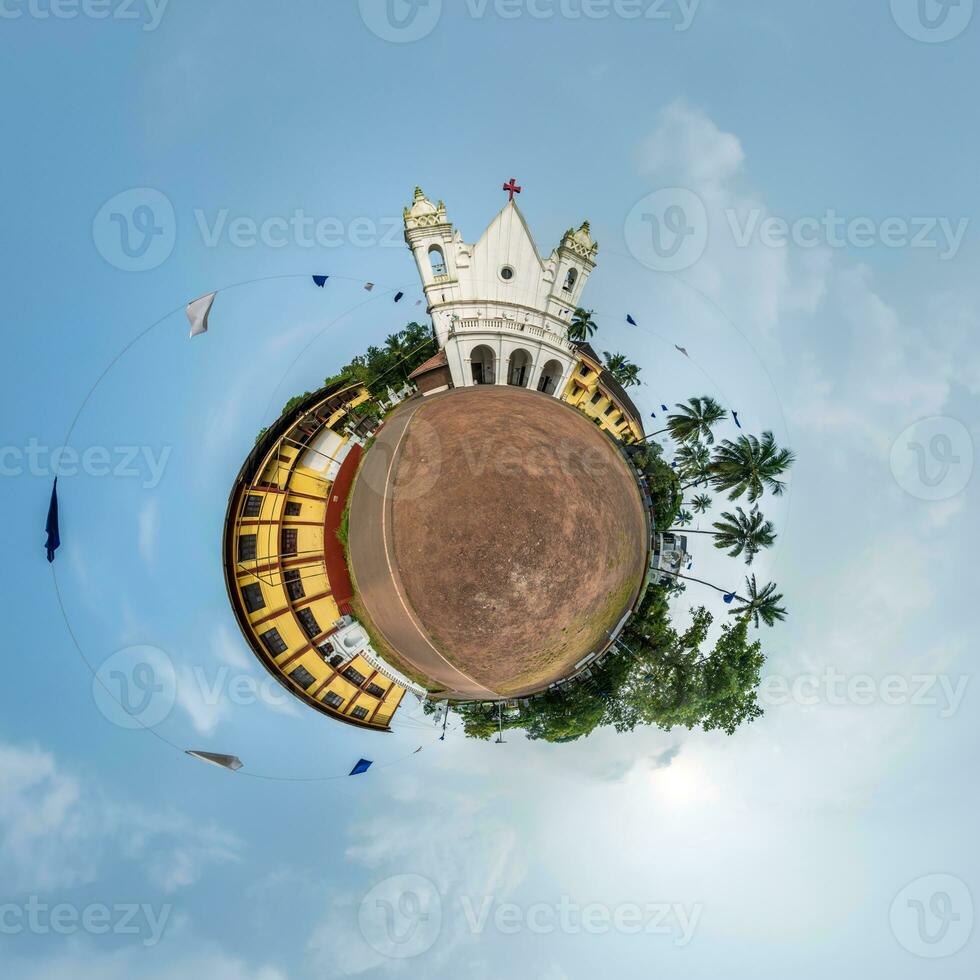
top-left (347, 397), bottom-right (500, 701)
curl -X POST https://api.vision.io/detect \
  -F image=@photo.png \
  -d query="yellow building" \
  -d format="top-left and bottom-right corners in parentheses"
top-left (562, 341), bottom-right (645, 443)
top-left (222, 380), bottom-right (411, 731)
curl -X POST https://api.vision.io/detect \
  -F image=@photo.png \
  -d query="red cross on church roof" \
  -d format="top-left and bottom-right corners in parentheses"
top-left (503, 178), bottom-right (522, 201)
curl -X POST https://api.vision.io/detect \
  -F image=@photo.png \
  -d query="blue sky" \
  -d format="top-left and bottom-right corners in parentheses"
top-left (2, 1), bottom-right (978, 976)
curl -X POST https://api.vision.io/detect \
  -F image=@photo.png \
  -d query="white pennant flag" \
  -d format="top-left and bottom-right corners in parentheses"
top-left (186, 292), bottom-right (217, 338)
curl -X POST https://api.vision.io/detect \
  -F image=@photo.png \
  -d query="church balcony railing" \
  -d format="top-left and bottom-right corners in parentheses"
top-left (453, 317), bottom-right (575, 352)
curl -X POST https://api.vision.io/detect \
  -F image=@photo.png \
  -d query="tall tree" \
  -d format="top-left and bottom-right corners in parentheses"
top-left (729, 574), bottom-right (787, 629)
top-left (667, 397), bottom-right (728, 445)
top-left (568, 307), bottom-right (598, 342)
top-left (675, 440), bottom-right (711, 485)
top-left (676, 507), bottom-right (777, 565)
top-left (602, 351), bottom-right (642, 388)
top-left (689, 493), bottom-right (713, 514)
top-left (710, 431), bottom-right (795, 502)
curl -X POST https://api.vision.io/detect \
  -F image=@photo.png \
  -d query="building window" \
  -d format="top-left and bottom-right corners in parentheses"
top-left (322, 690), bottom-right (344, 709)
top-left (579, 365), bottom-right (591, 377)
top-left (284, 501), bottom-right (302, 517)
top-left (281, 528), bottom-right (298, 556)
top-left (343, 665), bottom-right (367, 686)
top-left (242, 494), bottom-right (262, 518)
top-left (366, 682), bottom-right (385, 699)
top-left (284, 569), bottom-right (305, 601)
top-left (563, 268), bottom-right (578, 291)
top-left (428, 246), bottom-right (446, 277)
top-left (351, 705), bottom-right (369, 720)
top-left (328, 654), bottom-right (344, 668)
top-left (590, 391), bottom-right (602, 405)
top-left (296, 608), bottom-right (321, 640)
top-left (260, 628), bottom-right (288, 657)
top-left (289, 665), bottom-right (317, 689)
top-left (241, 582), bottom-right (265, 613)
top-left (499, 265), bottom-right (515, 282)
top-left (238, 534), bottom-right (257, 562)
top-left (604, 403), bottom-right (616, 416)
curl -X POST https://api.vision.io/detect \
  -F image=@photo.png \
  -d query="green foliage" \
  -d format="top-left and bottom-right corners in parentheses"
top-left (602, 350), bottom-right (642, 388)
top-left (567, 307), bottom-right (597, 342)
top-left (332, 321), bottom-right (436, 392)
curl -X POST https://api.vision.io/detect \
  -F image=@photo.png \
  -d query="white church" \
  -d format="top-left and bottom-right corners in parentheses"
top-left (403, 184), bottom-right (599, 398)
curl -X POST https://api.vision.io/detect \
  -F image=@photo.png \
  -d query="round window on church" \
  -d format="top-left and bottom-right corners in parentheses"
top-left (499, 265), bottom-right (515, 282)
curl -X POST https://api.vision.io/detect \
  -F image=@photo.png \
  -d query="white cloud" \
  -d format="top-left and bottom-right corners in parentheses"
top-left (0, 739), bottom-right (241, 894)
top-left (137, 498), bottom-right (160, 566)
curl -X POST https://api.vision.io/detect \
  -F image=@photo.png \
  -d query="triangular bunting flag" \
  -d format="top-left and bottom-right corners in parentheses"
top-left (627, 314), bottom-right (638, 326)
top-left (675, 345), bottom-right (689, 357)
top-left (661, 404), bottom-right (669, 412)
top-left (732, 410), bottom-right (742, 429)
top-left (349, 759), bottom-right (373, 776)
top-left (312, 275), bottom-right (329, 288)
top-left (45, 478), bottom-right (60, 563)
top-left (723, 592), bottom-right (736, 604)
top-left (363, 282), bottom-right (374, 292)
top-left (186, 292), bottom-right (216, 338)
top-left (393, 291), bottom-right (404, 303)
top-left (185, 750), bottom-right (243, 771)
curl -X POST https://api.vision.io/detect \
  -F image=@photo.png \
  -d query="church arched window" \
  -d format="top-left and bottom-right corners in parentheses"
top-left (428, 246), bottom-right (447, 277)
top-left (563, 268), bottom-right (578, 292)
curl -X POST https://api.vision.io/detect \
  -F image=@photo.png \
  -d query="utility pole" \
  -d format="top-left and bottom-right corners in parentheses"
top-left (440, 701), bottom-right (449, 741)
top-left (495, 701), bottom-right (507, 744)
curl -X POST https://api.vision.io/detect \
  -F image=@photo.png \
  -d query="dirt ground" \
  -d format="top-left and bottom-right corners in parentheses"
top-left (389, 386), bottom-right (647, 696)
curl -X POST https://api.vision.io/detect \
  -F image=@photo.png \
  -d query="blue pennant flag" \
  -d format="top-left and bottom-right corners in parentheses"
top-left (312, 275), bottom-right (329, 288)
top-left (650, 411), bottom-right (656, 419)
top-left (349, 759), bottom-right (373, 776)
top-left (661, 404), bottom-right (669, 412)
top-left (723, 592), bottom-right (736, 604)
top-left (627, 314), bottom-right (638, 326)
top-left (45, 478), bottom-right (60, 563)
top-left (393, 292), bottom-right (404, 303)
top-left (732, 410), bottom-right (742, 429)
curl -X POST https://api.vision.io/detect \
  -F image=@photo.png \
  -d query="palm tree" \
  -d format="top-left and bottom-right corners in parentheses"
top-left (568, 308), bottom-right (597, 342)
top-left (601, 351), bottom-right (642, 388)
top-left (674, 509), bottom-right (693, 527)
top-left (729, 574), bottom-right (787, 629)
top-left (675, 508), bottom-right (776, 565)
top-left (688, 493), bottom-right (713, 514)
top-left (654, 569), bottom-right (786, 629)
top-left (666, 397), bottom-right (728, 445)
top-left (675, 441), bottom-right (711, 486)
top-left (710, 431), bottom-right (795, 502)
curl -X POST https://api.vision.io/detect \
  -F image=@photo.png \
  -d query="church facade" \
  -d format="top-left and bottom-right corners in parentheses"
top-left (404, 186), bottom-right (644, 443)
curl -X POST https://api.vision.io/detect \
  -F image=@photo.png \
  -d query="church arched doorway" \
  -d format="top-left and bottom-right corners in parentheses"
top-left (507, 348), bottom-right (532, 387)
top-left (537, 359), bottom-right (564, 395)
top-left (470, 345), bottom-right (495, 385)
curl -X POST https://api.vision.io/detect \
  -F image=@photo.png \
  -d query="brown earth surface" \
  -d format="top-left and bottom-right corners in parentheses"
top-left (383, 385), bottom-right (647, 696)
